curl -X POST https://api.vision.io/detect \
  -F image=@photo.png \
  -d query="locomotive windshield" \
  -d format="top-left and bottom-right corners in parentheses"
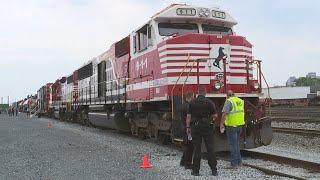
top-left (158, 23), bottom-right (198, 36)
top-left (202, 24), bottom-right (233, 35)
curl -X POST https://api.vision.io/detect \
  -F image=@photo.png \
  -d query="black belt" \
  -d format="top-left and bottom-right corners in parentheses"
top-left (193, 116), bottom-right (210, 119)
top-left (192, 116), bottom-right (210, 125)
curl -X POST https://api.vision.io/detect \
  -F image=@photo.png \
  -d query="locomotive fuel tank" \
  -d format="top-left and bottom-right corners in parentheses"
top-left (88, 111), bottom-right (130, 131)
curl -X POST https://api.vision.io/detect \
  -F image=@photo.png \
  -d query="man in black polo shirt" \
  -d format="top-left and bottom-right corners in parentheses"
top-left (186, 86), bottom-right (218, 176)
top-left (180, 91), bottom-right (194, 169)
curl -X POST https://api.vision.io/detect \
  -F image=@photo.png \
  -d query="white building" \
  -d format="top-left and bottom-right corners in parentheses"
top-left (306, 72), bottom-right (317, 78)
top-left (286, 76), bottom-right (296, 86)
top-left (262, 86), bottom-right (310, 100)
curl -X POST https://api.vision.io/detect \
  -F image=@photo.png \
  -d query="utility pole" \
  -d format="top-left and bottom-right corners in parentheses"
top-left (1, 97), bottom-right (3, 104)
top-left (7, 96), bottom-right (9, 105)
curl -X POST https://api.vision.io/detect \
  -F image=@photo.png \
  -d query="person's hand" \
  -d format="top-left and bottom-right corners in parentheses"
top-left (220, 124), bottom-right (225, 133)
top-left (186, 127), bottom-right (191, 134)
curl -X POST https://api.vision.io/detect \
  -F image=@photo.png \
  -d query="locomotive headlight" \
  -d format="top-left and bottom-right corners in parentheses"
top-left (253, 82), bottom-right (260, 90)
top-left (198, 8), bottom-right (210, 18)
top-left (214, 82), bottom-right (221, 90)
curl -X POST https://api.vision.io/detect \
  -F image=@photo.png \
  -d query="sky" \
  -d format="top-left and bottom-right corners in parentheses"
top-left (0, 0), bottom-right (319, 103)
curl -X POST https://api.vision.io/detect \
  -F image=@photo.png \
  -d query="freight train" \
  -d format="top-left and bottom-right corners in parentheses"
top-left (35, 4), bottom-right (272, 151)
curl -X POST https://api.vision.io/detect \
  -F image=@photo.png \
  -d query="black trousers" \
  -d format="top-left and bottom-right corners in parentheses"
top-left (191, 122), bottom-right (217, 173)
top-left (180, 129), bottom-right (194, 166)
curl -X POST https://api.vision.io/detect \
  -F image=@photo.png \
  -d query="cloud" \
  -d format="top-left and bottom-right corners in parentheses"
top-left (0, 0), bottom-right (156, 100)
top-left (0, 0), bottom-right (320, 101)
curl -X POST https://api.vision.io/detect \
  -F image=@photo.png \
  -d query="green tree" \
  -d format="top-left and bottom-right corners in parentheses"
top-left (295, 77), bottom-right (320, 86)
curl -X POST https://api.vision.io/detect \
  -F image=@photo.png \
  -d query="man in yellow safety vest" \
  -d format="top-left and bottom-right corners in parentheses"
top-left (220, 90), bottom-right (245, 168)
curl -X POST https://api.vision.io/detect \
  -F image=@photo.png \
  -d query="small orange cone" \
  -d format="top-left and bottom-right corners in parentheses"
top-left (140, 153), bottom-right (152, 169)
top-left (47, 121), bottom-right (52, 128)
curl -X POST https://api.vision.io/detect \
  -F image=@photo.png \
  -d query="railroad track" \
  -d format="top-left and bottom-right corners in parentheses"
top-left (268, 107), bottom-right (320, 121)
top-left (242, 150), bottom-right (320, 180)
top-left (271, 117), bottom-right (320, 123)
top-left (272, 127), bottom-right (320, 136)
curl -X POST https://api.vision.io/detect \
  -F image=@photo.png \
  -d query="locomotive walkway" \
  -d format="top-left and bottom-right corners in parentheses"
top-left (0, 114), bottom-right (283, 179)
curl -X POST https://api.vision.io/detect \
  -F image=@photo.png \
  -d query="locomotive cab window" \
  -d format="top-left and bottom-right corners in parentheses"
top-left (202, 24), bottom-right (233, 35)
top-left (134, 24), bottom-right (153, 53)
top-left (158, 23), bottom-right (198, 36)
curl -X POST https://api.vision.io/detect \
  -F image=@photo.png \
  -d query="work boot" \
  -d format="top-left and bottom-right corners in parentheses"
top-left (180, 159), bottom-right (185, 167)
top-left (191, 171), bottom-right (200, 176)
top-left (212, 169), bottom-right (218, 176)
top-left (184, 164), bottom-right (193, 170)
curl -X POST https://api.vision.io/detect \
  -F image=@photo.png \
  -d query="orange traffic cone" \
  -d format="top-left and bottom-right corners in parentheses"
top-left (140, 153), bottom-right (152, 169)
top-left (47, 121), bottom-right (52, 128)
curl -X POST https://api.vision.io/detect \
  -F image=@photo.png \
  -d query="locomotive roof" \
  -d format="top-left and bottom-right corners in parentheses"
top-left (151, 4), bottom-right (237, 26)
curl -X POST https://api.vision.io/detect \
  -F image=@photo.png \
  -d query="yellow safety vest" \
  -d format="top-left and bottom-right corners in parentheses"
top-left (225, 96), bottom-right (245, 126)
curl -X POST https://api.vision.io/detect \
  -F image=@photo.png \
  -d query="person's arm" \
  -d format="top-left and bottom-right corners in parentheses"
top-left (220, 100), bottom-right (231, 132)
top-left (212, 113), bottom-right (218, 123)
top-left (220, 112), bottom-right (227, 128)
top-left (210, 101), bottom-right (218, 123)
top-left (185, 102), bottom-right (192, 133)
top-left (186, 114), bottom-right (191, 133)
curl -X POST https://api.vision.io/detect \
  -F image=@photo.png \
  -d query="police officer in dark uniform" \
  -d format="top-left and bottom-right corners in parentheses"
top-left (180, 91), bottom-right (194, 169)
top-left (186, 86), bottom-right (218, 176)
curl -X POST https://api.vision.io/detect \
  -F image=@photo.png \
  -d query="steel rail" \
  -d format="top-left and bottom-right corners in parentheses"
top-left (271, 117), bottom-right (320, 123)
top-left (242, 150), bottom-right (320, 172)
top-left (216, 151), bottom-right (313, 180)
top-left (272, 127), bottom-right (320, 136)
top-left (243, 163), bottom-right (307, 180)
top-left (241, 150), bottom-right (320, 180)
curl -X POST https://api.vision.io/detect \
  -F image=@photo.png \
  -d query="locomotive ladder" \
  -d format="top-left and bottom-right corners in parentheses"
top-left (251, 59), bottom-right (271, 116)
top-left (29, 104), bottom-right (40, 118)
top-left (171, 54), bottom-right (191, 120)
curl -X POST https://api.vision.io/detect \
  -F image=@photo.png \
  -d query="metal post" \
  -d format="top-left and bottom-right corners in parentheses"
top-left (246, 59), bottom-right (250, 93)
top-left (90, 81), bottom-right (92, 104)
top-left (223, 59), bottom-right (227, 93)
top-left (258, 60), bottom-right (262, 90)
top-left (197, 60), bottom-right (200, 90)
top-left (111, 81), bottom-right (113, 103)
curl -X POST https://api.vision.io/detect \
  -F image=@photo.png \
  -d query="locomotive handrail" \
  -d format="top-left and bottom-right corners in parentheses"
top-left (253, 59), bottom-right (271, 115)
top-left (260, 69), bottom-right (271, 116)
top-left (29, 104), bottom-right (39, 114)
top-left (181, 60), bottom-right (197, 101)
top-left (74, 78), bottom-right (128, 106)
top-left (171, 53), bottom-right (191, 120)
top-left (29, 103), bottom-right (40, 118)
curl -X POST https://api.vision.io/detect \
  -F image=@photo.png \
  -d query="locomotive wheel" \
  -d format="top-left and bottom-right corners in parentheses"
top-left (129, 119), bottom-right (138, 136)
top-left (80, 110), bottom-right (87, 126)
top-left (146, 112), bottom-right (160, 139)
top-left (146, 123), bottom-right (157, 139)
top-left (138, 128), bottom-right (147, 139)
top-left (82, 110), bottom-right (90, 127)
top-left (157, 132), bottom-right (170, 145)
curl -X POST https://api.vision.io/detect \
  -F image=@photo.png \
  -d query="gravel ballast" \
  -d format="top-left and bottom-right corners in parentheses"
top-left (272, 121), bottom-right (320, 131)
top-left (251, 132), bottom-right (320, 164)
top-left (0, 114), bottom-right (294, 179)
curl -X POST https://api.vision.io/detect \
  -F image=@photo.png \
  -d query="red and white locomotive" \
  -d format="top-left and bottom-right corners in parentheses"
top-left (36, 4), bottom-right (272, 151)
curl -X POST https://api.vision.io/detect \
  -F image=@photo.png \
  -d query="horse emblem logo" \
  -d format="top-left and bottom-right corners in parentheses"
top-left (213, 47), bottom-right (227, 69)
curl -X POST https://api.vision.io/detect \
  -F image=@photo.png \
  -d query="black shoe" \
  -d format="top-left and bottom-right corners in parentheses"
top-left (191, 171), bottom-right (200, 176)
top-left (185, 165), bottom-right (193, 170)
top-left (180, 161), bottom-right (185, 167)
top-left (212, 169), bottom-right (218, 176)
